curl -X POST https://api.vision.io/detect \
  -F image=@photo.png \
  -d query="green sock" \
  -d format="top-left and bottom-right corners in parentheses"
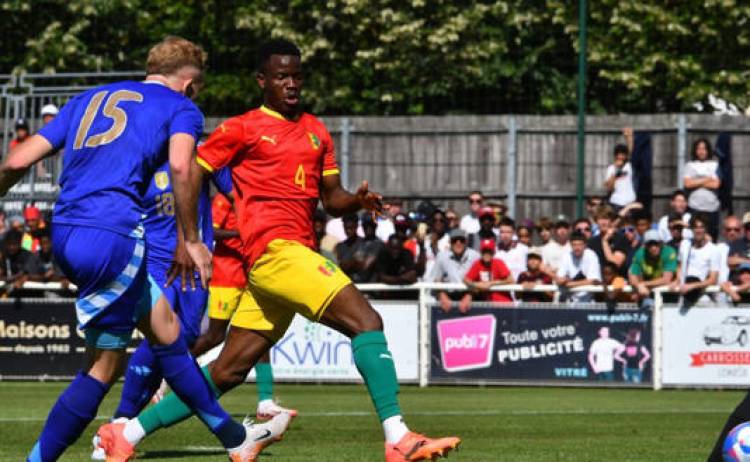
top-left (255, 362), bottom-right (274, 402)
top-left (138, 365), bottom-right (222, 435)
top-left (352, 330), bottom-right (402, 421)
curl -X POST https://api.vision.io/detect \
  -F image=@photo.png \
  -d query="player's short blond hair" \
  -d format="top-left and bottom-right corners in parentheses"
top-left (146, 36), bottom-right (206, 76)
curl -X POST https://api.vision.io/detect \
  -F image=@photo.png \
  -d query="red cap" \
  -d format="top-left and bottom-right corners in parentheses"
top-left (23, 206), bottom-right (41, 220)
top-left (480, 238), bottom-right (496, 252)
top-left (478, 206), bottom-right (495, 219)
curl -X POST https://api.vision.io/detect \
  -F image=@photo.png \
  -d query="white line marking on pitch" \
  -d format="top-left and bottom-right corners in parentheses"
top-left (0, 408), bottom-right (729, 422)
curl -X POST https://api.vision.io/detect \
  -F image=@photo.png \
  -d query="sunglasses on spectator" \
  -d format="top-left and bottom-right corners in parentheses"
top-left (469, 199), bottom-right (482, 204)
top-left (575, 226), bottom-right (591, 232)
top-left (726, 227), bottom-right (741, 232)
top-left (446, 215), bottom-right (458, 221)
top-left (669, 224), bottom-right (683, 230)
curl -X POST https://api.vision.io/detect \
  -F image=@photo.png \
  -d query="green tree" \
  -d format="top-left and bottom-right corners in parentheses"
top-left (4, 1), bottom-right (750, 115)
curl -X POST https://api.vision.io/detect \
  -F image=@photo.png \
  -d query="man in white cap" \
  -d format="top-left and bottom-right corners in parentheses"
top-left (41, 104), bottom-right (59, 125)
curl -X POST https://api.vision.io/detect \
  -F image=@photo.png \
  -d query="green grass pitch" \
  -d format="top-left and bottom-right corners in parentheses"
top-left (0, 382), bottom-right (742, 461)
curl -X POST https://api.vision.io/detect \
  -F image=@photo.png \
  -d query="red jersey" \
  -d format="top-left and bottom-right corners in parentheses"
top-left (197, 106), bottom-right (339, 267)
top-left (210, 193), bottom-right (246, 288)
top-left (464, 258), bottom-right (512, 303)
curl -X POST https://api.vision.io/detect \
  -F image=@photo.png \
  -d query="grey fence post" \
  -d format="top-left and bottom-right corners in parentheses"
top-left (653, 289), bottom-right (663, 391)
top-left (339, 117), bottom-right (351, 190)
top-left (505, 116), bottom-right (518, 219)
top-left (418, 286), bottom-right (430, 387)
top-left (676, 114), bottom-right (687, 189)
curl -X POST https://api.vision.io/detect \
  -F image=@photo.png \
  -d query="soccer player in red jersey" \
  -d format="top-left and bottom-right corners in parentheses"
top-left (106, 39), bottom-right (461, 462)
top-left (190, 191), bottom-right (297, 420)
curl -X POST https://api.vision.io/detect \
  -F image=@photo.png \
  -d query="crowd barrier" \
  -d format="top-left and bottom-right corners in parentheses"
top-left (0, 282), bottom-right (748, 390)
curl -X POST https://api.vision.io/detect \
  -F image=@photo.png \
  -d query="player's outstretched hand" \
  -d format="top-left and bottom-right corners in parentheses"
top-left (166, 239), bottom-right (198, 291)
top-left (355, 180), bottom-right (385, 216)
top-left (185, 241), bottom-right (213, 289)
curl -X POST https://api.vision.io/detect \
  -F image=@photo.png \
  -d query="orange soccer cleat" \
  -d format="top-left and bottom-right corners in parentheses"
top-left (384, 431), bottom-right (461, 461)
top-left (95, 421), bottom-right (136, 462)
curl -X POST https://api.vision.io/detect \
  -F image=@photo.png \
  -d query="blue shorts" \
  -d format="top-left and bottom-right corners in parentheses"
top-left (53, 224), bottom-right (153, 349)
top-left (148, 263), bottom-right (208, 346)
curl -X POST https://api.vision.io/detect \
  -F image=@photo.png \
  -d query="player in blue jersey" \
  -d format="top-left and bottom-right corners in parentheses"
top-left (89, 162), bottom-right (236, 460)
top-left (0, 37), bottom-right (289, 462)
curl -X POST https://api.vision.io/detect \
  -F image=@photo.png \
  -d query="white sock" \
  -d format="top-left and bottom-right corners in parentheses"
top-left (383, 415), bottom-right (409, 444)
top-left (123, 418), bottom-right (146, 445)
top-left (257, 399), bottom-right (275, 413)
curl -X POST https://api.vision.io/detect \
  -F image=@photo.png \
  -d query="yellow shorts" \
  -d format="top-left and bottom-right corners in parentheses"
top-left (230, 239), bottom-right (352, 341)
top-left (207, 286), bottom-right (244, 321)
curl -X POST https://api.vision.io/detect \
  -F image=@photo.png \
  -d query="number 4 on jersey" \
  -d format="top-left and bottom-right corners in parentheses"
top-left (295, 164), bottom-right (306, 191)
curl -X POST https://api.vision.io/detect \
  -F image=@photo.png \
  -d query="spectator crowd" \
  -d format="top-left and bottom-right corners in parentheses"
top-left (315, 136), bottom-right (745, 312)
top-left (4, 119), bottom-right (743, 310)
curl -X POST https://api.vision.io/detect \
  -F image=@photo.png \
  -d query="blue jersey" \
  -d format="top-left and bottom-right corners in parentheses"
top-left (38, 80), bottom-right (203, 237)
top-left (143, 163), bottom-right (232, 283)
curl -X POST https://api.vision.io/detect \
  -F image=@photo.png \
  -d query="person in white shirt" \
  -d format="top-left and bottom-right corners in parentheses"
top-left (604, 144), bottom-right (636, 211)
top-left (459, 191), bottom-right (483, 235)
top-left (495, 217), bottom-right (528, 281)
top-left (556, 231), bottom-right (601, 303)
top-left (657, 189), bottom-right (692, 242)
top-left (542, 216), bottom-right (571, 275)
top-left (425, 229), bottom-right (480, 312)
top-left (717, 215), bottom-right (741, 284)
top-left (423, 209), bottom-right (451, 278)
top-left (375, 198), bottom-right (403, 242)
top-left (672, 213), bottom-right (720, 307)
top-left (683, 138), bottom-right (721, 240)
top-left (588, 327), bottom-right (622, 381)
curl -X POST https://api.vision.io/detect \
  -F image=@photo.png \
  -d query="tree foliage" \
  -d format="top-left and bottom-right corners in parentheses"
top-left (2, 0), bottom-right (749, 115)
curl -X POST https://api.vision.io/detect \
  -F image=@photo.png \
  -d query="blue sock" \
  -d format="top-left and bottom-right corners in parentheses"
top-left (114, 340), bottom-right (162, 419)
top-left (28, 371), bottom-right (109, 462)
top-left (152, 337), bottom-right (245, 449)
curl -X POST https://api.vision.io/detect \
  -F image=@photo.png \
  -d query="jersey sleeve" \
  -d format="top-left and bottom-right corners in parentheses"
top-left (211, 195), bottom-right (230, 229)
top-left (320, 125), bottom-right (340, 177)
top-left (211, 166), bottom-right (233, 195)
top-left (169, 100), bottom-right (204, 142)
top-left (197, 116), bottom-right (246, 173)
top-left (37, 97), bottom-right (78, 150)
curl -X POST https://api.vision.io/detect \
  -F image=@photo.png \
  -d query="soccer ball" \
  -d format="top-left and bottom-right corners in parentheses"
top-left (724, 422), bottom-right (750, 462)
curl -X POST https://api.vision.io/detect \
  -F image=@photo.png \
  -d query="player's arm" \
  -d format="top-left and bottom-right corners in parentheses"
top-left (0, 135), bottom-right (54, 195)
top-left (170, 134), bottom-right (212, 286)
top-left (320, 175), bottom-right (383, 218)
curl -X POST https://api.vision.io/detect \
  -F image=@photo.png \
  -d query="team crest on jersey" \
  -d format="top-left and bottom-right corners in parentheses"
top-left (307, 132), bottom-right (321, 150)
top-left (154, 172), bottom-right (170, 191)
top-left (318, 260), bottom-right (337, 277)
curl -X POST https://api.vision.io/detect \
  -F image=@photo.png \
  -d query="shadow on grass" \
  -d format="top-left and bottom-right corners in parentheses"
top-left (138, 449), bottom-right (280, 459)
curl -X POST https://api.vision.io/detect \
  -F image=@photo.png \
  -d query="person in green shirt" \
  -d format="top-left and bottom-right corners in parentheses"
top-left (628, 229), bottom-right (677, 307)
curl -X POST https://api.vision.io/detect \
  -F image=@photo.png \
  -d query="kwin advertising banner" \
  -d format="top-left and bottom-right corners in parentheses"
top-left (662, 306), bottom-right (750, 386)
top-left (200, 301), bottom-right (420, 383)
top-left (430, 305), bottom-right (652, 385)
top-left (0, 300), bottom-right (419, 382)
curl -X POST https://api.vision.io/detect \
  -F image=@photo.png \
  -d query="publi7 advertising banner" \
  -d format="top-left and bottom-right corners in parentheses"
top-left (430, 305), bottom-right (652, 385)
